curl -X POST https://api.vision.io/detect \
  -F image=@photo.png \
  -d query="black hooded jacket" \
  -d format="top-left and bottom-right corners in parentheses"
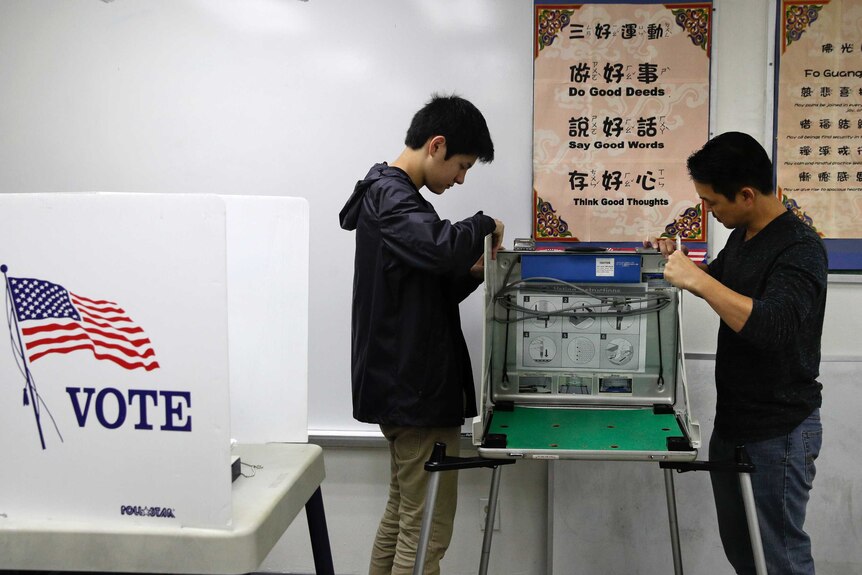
top-left (339, 163), bottom-right (496, 427)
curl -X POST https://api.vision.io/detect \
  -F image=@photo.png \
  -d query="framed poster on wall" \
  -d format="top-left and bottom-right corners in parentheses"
top-left (533, 1), bottom-right (712, 257)
top-left (774, 0), bottom-right (862, 270)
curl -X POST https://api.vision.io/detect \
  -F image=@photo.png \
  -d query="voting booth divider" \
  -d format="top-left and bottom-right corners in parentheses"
top-left (0, 193), bottom-right (309, 531)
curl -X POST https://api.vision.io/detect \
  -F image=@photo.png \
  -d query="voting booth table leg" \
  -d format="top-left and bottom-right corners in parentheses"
top-left (660, 445), bottom-right (767, 575)
top-left (413, 442), bottom-right (515, 575)
top-left (305, 486), bottom-right (335, 575)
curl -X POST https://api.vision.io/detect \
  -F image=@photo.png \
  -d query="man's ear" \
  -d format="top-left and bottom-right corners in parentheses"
top-left (739, 186), bottom-right (756, 205)
top-left (427, 135), bottom-right (447, 158)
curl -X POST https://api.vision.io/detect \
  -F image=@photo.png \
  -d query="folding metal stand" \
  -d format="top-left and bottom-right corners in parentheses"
top-left (415, 443), bottom-right (764, 575)
top-left (660, 445), bottom-right (767, 575)
top-left (412, 442), bottom-right (515, 575)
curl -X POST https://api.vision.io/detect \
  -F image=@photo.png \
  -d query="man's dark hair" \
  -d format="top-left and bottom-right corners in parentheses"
top-left (404, 94), bottom-right (494, 162)
top-left (686, 131), bottom-right (773, 201)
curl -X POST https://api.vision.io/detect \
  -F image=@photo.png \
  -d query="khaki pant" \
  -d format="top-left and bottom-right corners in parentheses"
top-left (369, 425), bottom-right (461, 575)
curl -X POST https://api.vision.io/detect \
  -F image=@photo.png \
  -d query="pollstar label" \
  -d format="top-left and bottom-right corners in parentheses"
top-left (120, 505), bottom-right (176, 519)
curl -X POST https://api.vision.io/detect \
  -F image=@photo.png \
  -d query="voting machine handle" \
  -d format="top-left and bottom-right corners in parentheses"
top-left (658, 444), bottom-right (755, 474)
top-left (423, 441), bottom-right (516, 473)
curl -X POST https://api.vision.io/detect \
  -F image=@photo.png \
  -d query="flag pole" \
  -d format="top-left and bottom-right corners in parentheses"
top-left (2, 265), bottom-right (47, 450)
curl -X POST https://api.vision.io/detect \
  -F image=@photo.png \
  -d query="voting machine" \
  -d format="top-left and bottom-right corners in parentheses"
top-left (472, 241), bottom-right (700, 462)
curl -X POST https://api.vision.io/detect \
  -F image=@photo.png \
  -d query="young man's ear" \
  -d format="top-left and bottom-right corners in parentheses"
top-left (427, 135), bottom-right (447, 158)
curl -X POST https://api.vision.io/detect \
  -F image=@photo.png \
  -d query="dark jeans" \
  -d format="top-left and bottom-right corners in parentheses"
top-left (709, 410), bottom-right (822, 574)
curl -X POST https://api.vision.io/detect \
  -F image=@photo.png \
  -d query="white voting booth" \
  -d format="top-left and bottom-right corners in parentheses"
top-left (0, 193), bottom-right (309, 533)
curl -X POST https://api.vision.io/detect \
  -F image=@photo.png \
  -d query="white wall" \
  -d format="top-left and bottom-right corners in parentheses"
top-left (2, 0), bottom-right (860, 574)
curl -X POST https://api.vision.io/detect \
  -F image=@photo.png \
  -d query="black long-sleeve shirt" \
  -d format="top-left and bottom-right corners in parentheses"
top-left (708, 210), bottom-right (827, 442)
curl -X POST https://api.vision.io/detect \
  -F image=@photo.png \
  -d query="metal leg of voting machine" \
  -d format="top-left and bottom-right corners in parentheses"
top-left (663, 466), bottom-right (684, 574)
top-left (413, 442), bottom-right (515, 575)
top-left (660, 445), bottom-right (766, 575)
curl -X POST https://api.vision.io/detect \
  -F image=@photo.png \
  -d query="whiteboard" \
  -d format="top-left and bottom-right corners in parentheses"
top-left (0, 0), bottom-right (534, 436)
top-left (2, 0), bottom-right (858, 436)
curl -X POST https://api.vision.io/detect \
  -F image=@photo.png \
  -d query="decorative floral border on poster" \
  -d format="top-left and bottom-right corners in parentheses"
top-left (779, 188), bottom-right (823, 236)
top-left (671, 6), bottom-right (711, 52)
top-left (536, 7), bottom-right (577, 55)
top-left (535, 193), bottom-right (577, 239)
top-left (662, 203), bottom-right (706, 241)
top-left (782, 1), bottom-right (828, 52)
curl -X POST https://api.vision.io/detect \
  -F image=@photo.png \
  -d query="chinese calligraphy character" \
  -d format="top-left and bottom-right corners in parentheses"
top-left (570, 63), bottom-right (591, 83)
top-left (602, 117), bottom-right (624, 138)
top-left (603, 62), bottom-right (624, 84)
top-left (569, 171), bottom-right (589, 191)
top-left (637, 63), bottom-right (659, 84)
top-left (569, 117), bottom-right (590, 138)
top-left (637, 116), bottom-right (658, 137)
top-left (569, 23), bottom-right (586, 40)
top-left (601, 170), bottom-right (623, 191)
top-left (595, 23), bottom-right (611, 40)
top-left (636, 170), bottom-right (657, 191)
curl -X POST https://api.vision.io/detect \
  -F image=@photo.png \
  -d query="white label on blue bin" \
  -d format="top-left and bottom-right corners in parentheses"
top-left (596, 257), bottom-right (615, 277)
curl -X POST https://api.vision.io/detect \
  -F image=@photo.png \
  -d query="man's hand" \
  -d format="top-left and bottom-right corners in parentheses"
top-left (646, 239), bottom-right (753, 332)
top-left (663, 250), bottom-right (706, 293)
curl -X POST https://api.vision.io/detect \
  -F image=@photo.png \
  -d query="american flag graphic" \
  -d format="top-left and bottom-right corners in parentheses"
top-left (686, 249), bottom-right (708, 264)
top-left (7, 276), bottom-right (160, 371)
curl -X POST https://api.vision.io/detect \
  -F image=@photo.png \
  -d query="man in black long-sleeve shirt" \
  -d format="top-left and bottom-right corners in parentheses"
top-left (652, 132), bottom-right (826, 574)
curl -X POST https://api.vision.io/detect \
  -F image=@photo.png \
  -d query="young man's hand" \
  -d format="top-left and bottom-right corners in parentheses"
top-left (471, 219), bottom-right (505, 279)
top-left (491, 218), bottom-right (505, 259)
top-left (470, 255), bottom-right (484, 279)
top-left (643, 237), bottom-right (687, 259)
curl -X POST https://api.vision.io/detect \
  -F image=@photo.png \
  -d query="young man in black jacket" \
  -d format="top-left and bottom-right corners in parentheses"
top-left (339, 94), bottom-right (504, 575)
top-left (652, 132), bottom-right (826, 574)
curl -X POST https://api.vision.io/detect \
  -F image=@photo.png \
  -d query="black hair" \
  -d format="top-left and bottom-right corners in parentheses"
top-left (686, 131), bottom-right (773, 201)
top-left (404, 94), bottom-right (495, 162)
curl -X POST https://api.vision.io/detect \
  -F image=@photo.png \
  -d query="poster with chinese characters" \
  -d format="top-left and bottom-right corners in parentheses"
top-left (776, 0), bottom-right (862, 243)
top-left (533, 1), bottom-right (712, 244)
